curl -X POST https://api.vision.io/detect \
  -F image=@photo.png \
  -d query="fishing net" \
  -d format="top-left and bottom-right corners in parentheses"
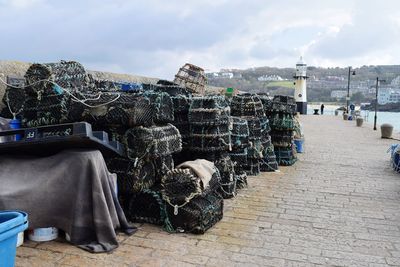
top-left (188, 96), bottom-right (231, 126)
top-left (230, 117), bottom-right (249, 149)
top-left (107, 157), bottom-right (156, 194)
top-left (244, 158), bottom-right (260, 176)
top-left (161, 166), bottom-right (221, 215)
top-left (124, 124), bottom-right (182, 160)
top-left (258, 94), bottom-right (273, 113)
top-left (189, 124), bottom-right (231, 152)
top-left (389, 144), bottom-right (400, 173)
top-left (154, 155), bottom-right (174, 181)
top-left (24, 61), bottom-right (91, 96)
top-left (1, 86), bottom-right (26, 119)
top-left (165, 190), bottom-right (223, 234)
top-left (173, 63), bottom-right (207, 95)
top-left (274, 145), bottom-right (297, 166)
top-left (126, 186), bottom-right (169, 225)
top-left (270, 113), bottom-right (295, 131)
top-left (230, 94), bottom-right (265, 117)
top-left (215, 155), bottom-right (237, 199)
top-left (145, 91), bottom-right (174, 123)
top-left (271, 95), bottom-right (297, 114)
top-left (171, 94), bottom-right (192, 114)
top-left (246, 117), bottom-right (264, 138)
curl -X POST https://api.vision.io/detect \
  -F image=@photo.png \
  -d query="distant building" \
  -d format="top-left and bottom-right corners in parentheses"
top-left (378, 88), bottom-right (400, 104)
top-left (331, 90), bottom-right (348, 99)
top-left (257, 74), bottom-right (284, 82)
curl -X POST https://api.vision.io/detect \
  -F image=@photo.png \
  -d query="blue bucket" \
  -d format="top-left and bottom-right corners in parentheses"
top-left (0, 211), bottom-right (29, 267)
top-left (294, 139), bottom-right (304, 153)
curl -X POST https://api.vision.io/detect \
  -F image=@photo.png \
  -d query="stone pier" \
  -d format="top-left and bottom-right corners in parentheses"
top-left (16, 116), bottom-right (400, 266)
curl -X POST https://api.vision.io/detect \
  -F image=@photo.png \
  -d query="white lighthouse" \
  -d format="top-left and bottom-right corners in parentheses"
top-left (293, 57), bottom-right (308, 114)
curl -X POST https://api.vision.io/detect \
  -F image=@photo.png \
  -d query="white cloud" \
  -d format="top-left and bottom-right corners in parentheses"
top-left (0, 0), bottom-right (399, 78)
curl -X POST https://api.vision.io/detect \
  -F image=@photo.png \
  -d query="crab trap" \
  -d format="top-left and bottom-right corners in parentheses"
top-left (230, 94), bottom-right (265, 117)
top-left (165, 190), bottom-right (223, 234)
top-left (274, 146), bottom-right (297, 166)
top-left (215, 155), bottom-right (237, 199)
top-left (244, 158), bottom-right (261, 176)
top-left (189, 124), bottom-right (231, 152)
top-left (173, 63), bottom-right (207, 95)
top-left (230, 117), bottom-right (249, 149)
top-left (124, 124), bottom-right (182, 160)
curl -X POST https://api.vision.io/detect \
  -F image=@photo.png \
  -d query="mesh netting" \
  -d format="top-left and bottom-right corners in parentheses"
top-left (124, 124), bottom-right (182, 160)
top-left (154, 80), bottom-right (191, 96)
top-left (270, 113), bottom-right (295, 131)
top-left (188, 96), bottom-right (230, 126)
top-left (260, 141), bottom-right (279, 172)
top-left (215, 155), bottom-right (237, 199)
top-left (126, 186), bottom-right (168, 225)
top-left (272, 95), bottom-right (296, 104)
top-left (248, 138), bottom-right (264, 159)
top-left (161, 167), bottom-right (221, 210)
top-left (145, 91), bottom-right (174, 123)
top-left (270, 130), bottom-right (294, 147)
top-left (271, 95), bottom-right (297, 114)
top-left (274, 145), bottom-right (297, 166)
top-left (24, 61), bottom-right (91, 96)
top-left (172, 94), bottom-right (192, 114)
top-left (154, 155), bottom-right (175, 180)
top-left (173, 63), bottom-right (207, 95)
top-left (230, 94), bottom-right (265, 117)
top-left (229, 148), bottom-right (248, 169)
top-left (236, 171), bottom-right (248, 189)
top-left (246, 117), bottom-right (264, 138)
top-left (189, 124), bottom-right (231, 152)
top-left (258, 94), bottom-right (273, 112)
top-left (107, 157), bottom-right (156, 194)
top-left (390, 144), bottom-right (400, 173)
top-left (244, 158), bottom-right (260, 176)
top-left (231, 117), bottom-right (249, 149)
top-left (165, 190), bottom-right (223, 234)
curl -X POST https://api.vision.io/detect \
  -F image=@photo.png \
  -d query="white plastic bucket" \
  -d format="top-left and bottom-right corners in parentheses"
top-left (16, 231), bottom-right (24, 247)
top-left (28, 227), bottom-right (58, 242)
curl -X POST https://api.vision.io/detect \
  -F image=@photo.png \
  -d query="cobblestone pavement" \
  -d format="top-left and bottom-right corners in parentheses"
top-left (16, 116), bottom-right (400, 266)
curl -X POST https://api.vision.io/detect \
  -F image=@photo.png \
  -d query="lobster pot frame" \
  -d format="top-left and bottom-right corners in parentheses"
top-left (161, 168), bottom-right (221, 208)
top-left (171, 95), bottom-right (192, 114)
top-left (189, 124), bottom-right (231, 152)
top-left (271, 95), bottom-right (297, 114)
top-left (1, 86), bottom-right (26, 119)
top-left (107, 157), bottom-right (156, 195)
top-left (230, 94), bottom-right (265, 117)
top-left (127, 187), bottom-right (168, 225)
top-left (24, 61), bottom-right (91, 96)
top-left (173, 63), bottom-right (207, 95)
top-left (154, 155), bottom-right (175, 180)
top-left (258, 94), bottom-right (273, 113)
top-left (260, 143), bottom-right (279, 172)
top-left (248, 138), bottom-right (264, 159)
top-left (246, 117), bottom-right (264, 138)
top-left (145, 91), bottom-right (174, 123)
top-left (166, 190), bottom-right (223, 234)
top-left (390, 144), bottom-right (400, 173)
top-left (244, 158), bottom-right (260, 176)
top-left (273, 95), bottom-right (296, 105)
top-left (124, 124), bottom-right (182, 160)
top-left (274, 146), bottom-right (297, 166)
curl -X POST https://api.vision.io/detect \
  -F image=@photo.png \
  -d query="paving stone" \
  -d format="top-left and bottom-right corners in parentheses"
top-left (15, 116), bottom-right (400, 266)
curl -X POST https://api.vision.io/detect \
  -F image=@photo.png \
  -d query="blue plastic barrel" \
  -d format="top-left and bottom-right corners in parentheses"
top-left (0, 211), bottom-right (28, 267)
top-left (294, 139), bottom-right (304, 153)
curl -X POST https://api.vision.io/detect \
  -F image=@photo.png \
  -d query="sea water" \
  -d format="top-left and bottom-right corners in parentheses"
top-left (307, 105), bottom-right (400, 131)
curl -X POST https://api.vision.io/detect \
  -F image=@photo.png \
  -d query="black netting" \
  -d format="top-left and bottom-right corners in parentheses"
top-left (229, 148), bottom-right (248, 168)
top-left (166, 190), bottom-right (223, 234)
top-left (236, 171), bottom-right (248, 189)
top-left (155, 80), bottom-right (191, 96)
top-left (107, 157), bottom-right (156, 194)
top-left (231, 116), bottom-right (249, 149)
top-left (172, 95), bottom-right (192, 114)
top-left (270, 130), bottom-right (294, 147)
top-left (275, 145), bottom-right (297, 166)
top-left (188, 96), bottom-right (230, 126)
top-left (248, 138), bottom-right (264, 159)
top-left (154, 155), bottom-right (174, 180)
top-left (244, 158), bottom-right (260, 176)
top-left (230, 94), bottom-right (265, 117)
top-left (126, 186), bottom-right (168, 225)
top-left (124, 124), bottom-right (182, 160)
top-left (24, 61), bottom-right (91, 96)
top-left (189, 124), bottom-right (231, 152)
top-left (145, 91), bottom-right (174, 123)
top-left (269, 113), bottom-right (295, 131)
top-left (215, 155), bottom-right (237, 199)
top-left (161, 167), bottom-right (221, 208)
top-left (272, 95), bottom-right (296, 104)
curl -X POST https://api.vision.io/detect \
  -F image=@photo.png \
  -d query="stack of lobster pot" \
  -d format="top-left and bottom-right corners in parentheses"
top-left (102, 90), bottom-right (183, 225)
top-left (258, 94), bottom-right (279, 172)
top-left (187, 95), bottom-right (238, 198)
top-left (2, 61), bottom-right (92, 127)
top-left (230, 94), bottom-right (269, 176)
top-left (269, 95), bottom-right (297, 166)
top-left (160, 159), bottom-right (224, 234)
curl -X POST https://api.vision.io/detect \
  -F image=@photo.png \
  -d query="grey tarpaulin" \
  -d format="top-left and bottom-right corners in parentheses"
top-left (0, 149), bottom-right (136, 253)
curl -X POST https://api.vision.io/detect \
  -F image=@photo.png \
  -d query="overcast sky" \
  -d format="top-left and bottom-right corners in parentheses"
top-left (0, 0), bottom-right (399, 79)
